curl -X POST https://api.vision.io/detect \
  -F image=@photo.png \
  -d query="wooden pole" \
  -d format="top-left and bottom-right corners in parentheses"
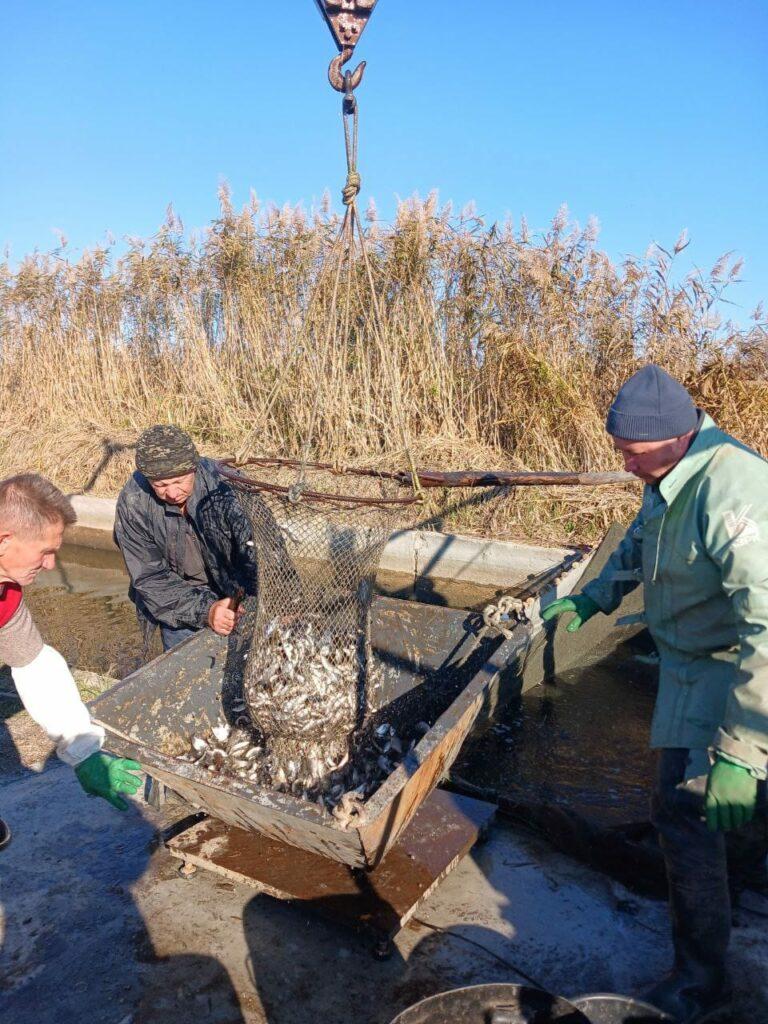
top-left (222, 460), bottom-right (636, 490)
top-left (410, 470), bottom-right (636, 488)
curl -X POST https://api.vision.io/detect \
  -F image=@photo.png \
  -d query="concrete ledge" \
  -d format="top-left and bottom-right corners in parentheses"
top-left (70, 495), bottom-right (117, 532)
top-left (68, 494), bottom-right (584, 592)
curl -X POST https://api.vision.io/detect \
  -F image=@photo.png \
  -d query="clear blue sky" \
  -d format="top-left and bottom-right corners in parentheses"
top-left (2, 1), bottom-right (766, 323)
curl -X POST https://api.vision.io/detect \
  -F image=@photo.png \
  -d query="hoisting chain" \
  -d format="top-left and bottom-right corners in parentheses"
top-left (480, 594), bottom-right (533, 640)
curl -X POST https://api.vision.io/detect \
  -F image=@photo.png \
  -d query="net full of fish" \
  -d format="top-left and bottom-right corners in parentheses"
top-left (179, 613), bottom-right (431, 829)
top-left (244, 616), bottom-right (360, 786)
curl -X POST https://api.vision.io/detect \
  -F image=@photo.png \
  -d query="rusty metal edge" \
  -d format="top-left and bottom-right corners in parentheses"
top-left (358, 627), bottom-right (530, 865)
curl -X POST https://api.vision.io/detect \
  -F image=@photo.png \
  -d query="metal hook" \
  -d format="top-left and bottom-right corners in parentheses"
top-left (328, 47), bottom-right (366, 95)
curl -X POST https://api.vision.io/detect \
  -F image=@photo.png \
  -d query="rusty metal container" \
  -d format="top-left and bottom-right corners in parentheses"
top-left (90, 596), bottom-right (530, 869)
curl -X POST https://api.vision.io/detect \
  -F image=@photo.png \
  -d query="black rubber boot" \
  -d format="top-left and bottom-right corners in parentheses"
top-left (640, 972), bottom-right (732, 1024)
top-left (641, 750), bottom-right (734, 1024)
top-left (0, 816), bottom-right (11, 850)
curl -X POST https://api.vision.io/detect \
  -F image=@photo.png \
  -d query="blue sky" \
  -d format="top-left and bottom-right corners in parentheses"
top-left (2, 1), bottom-right (766, 323)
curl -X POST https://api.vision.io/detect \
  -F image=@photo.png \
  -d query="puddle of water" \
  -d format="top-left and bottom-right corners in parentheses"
top-left (26, 545), bottom-right (150, 677)
top-left (455, 641), bottom-right (658, 826)
top-left (24, 586), bottom-right (149, 679)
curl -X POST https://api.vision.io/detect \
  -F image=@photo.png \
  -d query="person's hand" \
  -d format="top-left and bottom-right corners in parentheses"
top-left (74, 753), bottom-right (143, 811)
top-left (207, 597), bottom-right (243, 636)
top-left (705, 757), bottom-right (758, 831)
top-left (541, 594), bottom-right (601, 633)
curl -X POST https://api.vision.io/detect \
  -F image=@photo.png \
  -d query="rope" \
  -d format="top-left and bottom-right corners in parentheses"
top-left (342, 93), bottom-right (361, 206)
top-left (342, 170), bottom-right (361, 206)
top-left (288, 68), bottom-right (424, 505)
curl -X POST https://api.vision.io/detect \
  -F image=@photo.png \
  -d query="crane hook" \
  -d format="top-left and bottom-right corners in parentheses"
top-left (328, 46), bottom-right (366, 97)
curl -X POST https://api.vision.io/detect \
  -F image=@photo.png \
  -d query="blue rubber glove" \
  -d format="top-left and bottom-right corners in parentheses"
top-left (75, 753), bottom-right (143, 811)
top-left (541, 594), bottom-right (601, 633)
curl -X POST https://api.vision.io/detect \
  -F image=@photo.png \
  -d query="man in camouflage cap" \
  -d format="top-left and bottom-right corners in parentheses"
top-left (115, 425), bottom-right (256, 650)
top-left (134, 424), bottom-right (200, 482)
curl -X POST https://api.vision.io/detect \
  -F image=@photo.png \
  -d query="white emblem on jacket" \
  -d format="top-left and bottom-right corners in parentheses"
top-left (723, 505), bottom-right (760, 548)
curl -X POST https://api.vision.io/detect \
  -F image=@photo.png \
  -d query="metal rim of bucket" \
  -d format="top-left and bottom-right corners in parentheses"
top-left (572, 992), bottom-right (674, 1022)
top-left (389, 983), bottom-right (591, 1024)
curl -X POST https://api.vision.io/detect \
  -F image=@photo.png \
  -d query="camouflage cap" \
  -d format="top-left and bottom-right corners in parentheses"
top-left (135, 425), bottom-right (200, 480)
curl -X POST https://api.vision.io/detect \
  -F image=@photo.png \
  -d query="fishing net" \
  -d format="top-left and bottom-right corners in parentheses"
top-left (217, 459), bottom-right (420, 801)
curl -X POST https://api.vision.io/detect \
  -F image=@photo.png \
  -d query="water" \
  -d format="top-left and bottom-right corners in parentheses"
top-left (454, 641), bottom-right (658, 826)
top-left (26, 545), bottom-right (149, 678)
top-left (25, 544), bottom-right (658, 828)
top-left (25, 544), bottom-right (514, 679)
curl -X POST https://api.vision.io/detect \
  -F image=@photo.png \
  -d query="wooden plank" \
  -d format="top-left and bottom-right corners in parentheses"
top-left (166, 788), bottom-right (496, 939)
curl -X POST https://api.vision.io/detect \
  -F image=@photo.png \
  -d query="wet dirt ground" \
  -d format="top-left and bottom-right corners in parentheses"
top-left (2, 764), bottom-right (767, 1024)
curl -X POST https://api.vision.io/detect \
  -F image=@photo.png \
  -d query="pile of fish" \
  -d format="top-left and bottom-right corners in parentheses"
top-left (183, 717), bottom-right (263, 780)
top-left (243, 616), bottom-right (361, 787)
top-left (180, 709), bottom-right (431, 829)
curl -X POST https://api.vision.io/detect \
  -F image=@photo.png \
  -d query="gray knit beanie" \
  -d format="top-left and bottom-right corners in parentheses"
top-left (135, 425), bottom-right (200, 480)
top-left (606, 365), bottom-right (698, 441)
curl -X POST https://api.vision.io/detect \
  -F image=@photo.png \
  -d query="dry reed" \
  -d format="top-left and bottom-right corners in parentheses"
top-left (1, 189), bottom-right (765, 544)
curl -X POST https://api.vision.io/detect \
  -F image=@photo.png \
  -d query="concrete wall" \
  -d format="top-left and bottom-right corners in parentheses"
top-left (68, 494), bottom-right (591, 597)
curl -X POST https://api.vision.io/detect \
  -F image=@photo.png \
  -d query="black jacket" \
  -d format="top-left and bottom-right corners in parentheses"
top-left (114, 458), bottom-right (257, 630)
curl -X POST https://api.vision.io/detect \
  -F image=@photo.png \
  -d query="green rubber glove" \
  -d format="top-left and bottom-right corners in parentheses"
top-left (705, 757), bottom-right (758, 832)
top-left (74, 752), bottom-right (143, 811)
top-left (541, 594), bottom-right (601, 633)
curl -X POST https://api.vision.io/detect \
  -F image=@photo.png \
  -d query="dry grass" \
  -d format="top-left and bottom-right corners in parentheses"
top-left (1, 189), bottom-right (765, 544)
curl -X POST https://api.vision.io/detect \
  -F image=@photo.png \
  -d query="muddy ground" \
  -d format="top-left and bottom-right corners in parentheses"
top-left (2, 755), bottom-right (768, 1024)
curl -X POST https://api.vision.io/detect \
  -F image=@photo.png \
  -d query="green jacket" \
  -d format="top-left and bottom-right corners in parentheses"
top-left (583, 414), bottom-right (768, 779)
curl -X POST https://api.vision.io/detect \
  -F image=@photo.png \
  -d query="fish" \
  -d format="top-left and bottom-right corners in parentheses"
top-left (176, 613), bottom-right (434, 825)
top-left (212, 722), bottom-right (230, 744)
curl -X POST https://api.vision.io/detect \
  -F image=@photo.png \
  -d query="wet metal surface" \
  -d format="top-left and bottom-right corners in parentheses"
top-left (166, 789), bottom-right (496, 941)
top-left (390, 984), bottom-right (590, 1024)
top-left (90, 604), bottom-right (528, 868)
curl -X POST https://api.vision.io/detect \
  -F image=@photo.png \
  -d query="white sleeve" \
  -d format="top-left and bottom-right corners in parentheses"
top-left (11, 644), bottom-right (105, 766)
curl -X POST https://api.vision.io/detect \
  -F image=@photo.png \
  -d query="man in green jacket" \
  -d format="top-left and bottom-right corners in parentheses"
top-left (544, 364), bottom-right (768, 1024)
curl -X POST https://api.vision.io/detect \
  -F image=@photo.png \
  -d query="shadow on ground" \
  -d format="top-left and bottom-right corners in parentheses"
top-left (2, 762), bottom-right (767, 1023)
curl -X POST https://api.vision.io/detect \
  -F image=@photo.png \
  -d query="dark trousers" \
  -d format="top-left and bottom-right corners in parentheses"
top-left (160, 625), bottom-right (199, 652)
top-left (651, 748), bottom-right (768, 980)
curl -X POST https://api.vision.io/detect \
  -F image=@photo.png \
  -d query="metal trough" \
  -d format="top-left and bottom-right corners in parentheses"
top-left (90, 596), bottom-right (532, 869)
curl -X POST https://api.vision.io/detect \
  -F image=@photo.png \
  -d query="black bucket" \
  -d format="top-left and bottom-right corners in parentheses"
top-left (390, 984), bottom-right (590, 1024)
top-left (572, 993), bottom-right (672, 1023)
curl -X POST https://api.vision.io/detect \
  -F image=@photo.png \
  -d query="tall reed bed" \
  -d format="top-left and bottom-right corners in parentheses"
top-left (1, 189), bottom-right (765, 542)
